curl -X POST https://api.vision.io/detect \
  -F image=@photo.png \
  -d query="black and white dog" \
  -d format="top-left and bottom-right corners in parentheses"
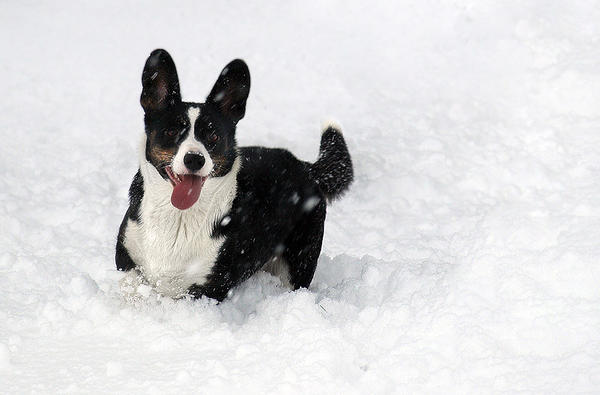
top-left (116, 49), bottom-right (353, 301)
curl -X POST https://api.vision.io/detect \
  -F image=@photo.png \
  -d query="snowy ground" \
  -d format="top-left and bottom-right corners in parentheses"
top-left (2, 1), bottom-right (600, 393)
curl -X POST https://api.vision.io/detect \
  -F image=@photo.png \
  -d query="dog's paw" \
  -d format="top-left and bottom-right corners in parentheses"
top-left (119, 270), bottom-right (152, 301)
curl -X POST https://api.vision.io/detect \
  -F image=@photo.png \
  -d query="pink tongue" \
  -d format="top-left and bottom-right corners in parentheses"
top-left (171, 175), bottom-right (205, 210)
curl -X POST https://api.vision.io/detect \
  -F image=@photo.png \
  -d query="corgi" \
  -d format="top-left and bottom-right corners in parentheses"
top-left (116, 49), bottom-right (353, 301)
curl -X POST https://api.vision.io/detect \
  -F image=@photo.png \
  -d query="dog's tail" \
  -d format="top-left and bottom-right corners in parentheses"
top-left (309, 121), bottom-right (354, 202)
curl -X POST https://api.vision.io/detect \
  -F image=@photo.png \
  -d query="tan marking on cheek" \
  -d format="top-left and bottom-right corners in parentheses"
top-left (212, 155), bottom-right (226, 166)
top-left (151, 146), bottom-right (175, 164)
top-left (148, 130), bottom-right (176, 164)
top-left (211, 155), bottom-right (229, 175)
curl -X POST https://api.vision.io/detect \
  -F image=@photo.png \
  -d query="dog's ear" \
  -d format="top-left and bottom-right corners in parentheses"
top-left (140, 49), bottom-right (181, 113)
top-left (206, 59), bottom-right (250, 124)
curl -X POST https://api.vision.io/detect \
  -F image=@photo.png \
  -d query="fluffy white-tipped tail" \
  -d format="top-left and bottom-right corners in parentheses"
top-left (320, 119), bottom-right (343, 134)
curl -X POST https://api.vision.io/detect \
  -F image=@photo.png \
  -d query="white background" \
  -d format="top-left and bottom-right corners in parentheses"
top-left (1, 1), bottom-right (600, 393)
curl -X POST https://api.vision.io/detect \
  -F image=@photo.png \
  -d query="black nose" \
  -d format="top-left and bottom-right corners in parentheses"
top-left (183, 152), bottom-right (205, 172)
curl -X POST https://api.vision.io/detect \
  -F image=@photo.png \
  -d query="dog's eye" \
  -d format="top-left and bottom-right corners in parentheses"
top-left (165, 130), bottom-right (177, 137)
top-left (208, 133), bottom-right (219, 143)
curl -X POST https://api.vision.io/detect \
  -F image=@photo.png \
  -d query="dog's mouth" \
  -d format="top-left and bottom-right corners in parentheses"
top-left (165, 166), bottom-right (208, 210)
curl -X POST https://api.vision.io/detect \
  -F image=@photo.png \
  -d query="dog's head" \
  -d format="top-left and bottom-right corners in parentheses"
top-left (140, 49), bottom-right (250, 210)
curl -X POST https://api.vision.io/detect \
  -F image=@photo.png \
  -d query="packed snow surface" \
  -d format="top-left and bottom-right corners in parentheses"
top-left (2, 1), bottom-right (600, 393)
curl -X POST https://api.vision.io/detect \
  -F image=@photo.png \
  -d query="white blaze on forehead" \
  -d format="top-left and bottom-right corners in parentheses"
top-left (171, 107), bottom-right (214, 176)
top-left (187, 106), bottom-right (200, 124)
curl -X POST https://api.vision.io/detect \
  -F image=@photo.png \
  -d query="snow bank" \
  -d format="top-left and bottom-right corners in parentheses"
top-left (1, 1), bottom-right (600, 393)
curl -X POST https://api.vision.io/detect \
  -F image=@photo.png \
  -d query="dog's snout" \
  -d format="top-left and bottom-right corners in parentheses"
top-left (183, 152), bottom-right (206, 172)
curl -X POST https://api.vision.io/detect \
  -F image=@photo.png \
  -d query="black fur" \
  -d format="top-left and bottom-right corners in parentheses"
top-left (115, 171), bottom-right (143, 271)
top-left (116, 49), bottom-right (352, 301)
top-left (140, 49), bottom-right (181, 113)
top-left (310, 126), bottom-right (354, 201)
top-left (190, 147), bottom-right (326, 300)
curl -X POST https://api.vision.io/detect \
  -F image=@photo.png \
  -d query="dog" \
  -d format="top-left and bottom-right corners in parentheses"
top-left (115, 49), bottom-right (353, 301)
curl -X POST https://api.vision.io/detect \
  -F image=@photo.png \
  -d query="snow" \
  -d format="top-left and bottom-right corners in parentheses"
top-left (2, 1), bottom-right (600, 393)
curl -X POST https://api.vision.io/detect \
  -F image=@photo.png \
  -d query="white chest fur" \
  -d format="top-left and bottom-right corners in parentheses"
top-left (123, 140), bottom-right (240, 298)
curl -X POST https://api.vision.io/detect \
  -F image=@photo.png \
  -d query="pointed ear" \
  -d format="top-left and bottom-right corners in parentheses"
top-left (140, 49), bottom-right (181, 113)
top-left (206, 59), bottom-right (250, 124)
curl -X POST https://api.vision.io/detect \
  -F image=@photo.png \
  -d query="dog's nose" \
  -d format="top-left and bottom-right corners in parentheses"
top-left (183, 152), bottom-right (206, 172)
